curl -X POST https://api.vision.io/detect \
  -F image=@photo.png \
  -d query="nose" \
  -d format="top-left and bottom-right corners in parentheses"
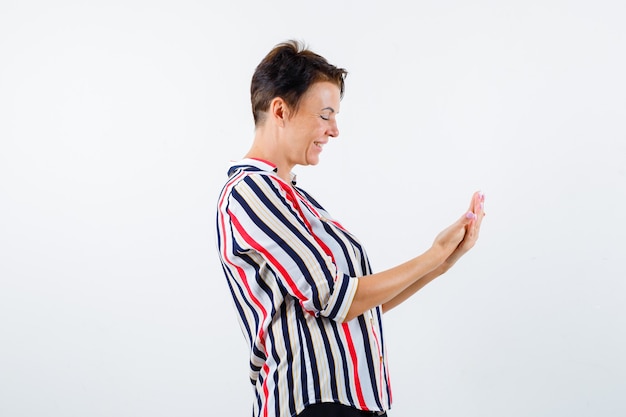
top-left (327, 119), bottom-right (339, 138)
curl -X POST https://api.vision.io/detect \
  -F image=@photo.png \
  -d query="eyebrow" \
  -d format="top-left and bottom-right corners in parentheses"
top-left (321, 107), bottom-right (336, 113)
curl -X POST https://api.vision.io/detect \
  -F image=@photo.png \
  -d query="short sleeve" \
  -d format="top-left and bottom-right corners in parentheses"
top-left (225, 173), bottom-right (358, 322)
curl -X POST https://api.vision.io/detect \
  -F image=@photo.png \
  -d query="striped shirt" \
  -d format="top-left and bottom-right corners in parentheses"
top-left (215, 159), bottom-right (392, 417)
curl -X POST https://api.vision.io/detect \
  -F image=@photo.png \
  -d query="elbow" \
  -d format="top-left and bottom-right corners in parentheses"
top-left (341, 299), bottom-right (362, 323)
top-left (341, 298), bottom-right (369, 323)
top-left (342, 312), bottom-right (357, 323)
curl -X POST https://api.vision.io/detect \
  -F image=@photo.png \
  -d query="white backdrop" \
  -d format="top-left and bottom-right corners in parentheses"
top-left (1, 1), bottom-right (625, 416)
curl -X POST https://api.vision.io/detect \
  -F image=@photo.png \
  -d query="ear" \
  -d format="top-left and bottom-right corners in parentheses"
top-left (269, 97), bottom-right (289, 127)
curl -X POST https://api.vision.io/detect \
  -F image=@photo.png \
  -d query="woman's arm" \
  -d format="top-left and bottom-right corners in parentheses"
top-left (343, 191), bottom-right (485, 322)
top-left (381, 265), bottom-right (444, 313)
top-left (381, 191), bottom-right (485, 313)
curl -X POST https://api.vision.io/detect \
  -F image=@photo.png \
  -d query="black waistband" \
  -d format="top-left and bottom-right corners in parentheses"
top-left (297, 402), bottom-right (387, 417)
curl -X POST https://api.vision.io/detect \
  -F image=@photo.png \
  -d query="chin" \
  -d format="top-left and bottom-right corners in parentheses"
top-left (305, 154), bottom-right (322, 166)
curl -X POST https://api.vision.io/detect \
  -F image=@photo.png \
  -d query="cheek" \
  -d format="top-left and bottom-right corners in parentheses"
top-left (311, 123), bottom-right (326, 137)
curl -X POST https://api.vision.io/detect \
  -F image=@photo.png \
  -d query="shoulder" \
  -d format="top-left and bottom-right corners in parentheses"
top-left (219, 170), bottom-right (291, 210)
top-left (229, 170), bottom-right (287, 196)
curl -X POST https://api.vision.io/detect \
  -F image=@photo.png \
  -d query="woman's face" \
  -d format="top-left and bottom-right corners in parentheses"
top-left (282, 81), bottom-right (341, 168)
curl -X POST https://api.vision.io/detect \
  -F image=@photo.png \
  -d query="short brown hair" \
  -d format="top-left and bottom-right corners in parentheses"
top-left (250, 40), bottom-right (348, 126)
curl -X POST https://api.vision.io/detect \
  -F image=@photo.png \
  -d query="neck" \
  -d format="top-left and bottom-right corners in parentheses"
top-left (245, 126), bottom-right (293, 182)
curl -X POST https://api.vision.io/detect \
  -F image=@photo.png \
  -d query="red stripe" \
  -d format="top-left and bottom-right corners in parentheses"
top-left (278, 182), bottom-right (339, 279)
top-left (261, 363), bottom-right (270, 417)
top-left (296, 193), bottom-right (350, 233)
top-left (387, 364), bottom-right (393, 404)
top-left (218, 170), bottom-right (246, 211)
top-left (219, 205), bottom-right (268, 350)
top-left (276, 182), bottom-right (311, 228)
top-left (218, 171), bottom-right (270, 349)
top-left (370, 319), bottom-right (384, 402)
top-left (219, 173), bottom-right (273, 409)
top-left (371, 315), bottom-right (392, 404)
top-left (229, 208), bottom-right (311, 308)
top-left (248, 157), bottom-right (276, 168)
top-left (342, 322), bottom-right (368, 409)
top-left (219, 174), bottom-right (269, 321)
top-left (218, 172), bottom-right (268, 321)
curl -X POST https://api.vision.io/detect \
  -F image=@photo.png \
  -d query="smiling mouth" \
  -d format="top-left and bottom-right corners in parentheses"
top-left (314, 142), bottom-right (325, 149)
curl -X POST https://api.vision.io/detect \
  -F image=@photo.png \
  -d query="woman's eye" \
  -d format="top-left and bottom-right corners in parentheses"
top-left (319, 114), bottom-right (330, 121)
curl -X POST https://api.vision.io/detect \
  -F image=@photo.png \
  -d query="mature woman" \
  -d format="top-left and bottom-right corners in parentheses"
top-left (215, 40), bottom-right (485, 417)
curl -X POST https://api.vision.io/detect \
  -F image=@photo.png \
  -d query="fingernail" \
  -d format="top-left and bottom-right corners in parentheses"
top-left (478, 191), bottom-right (485, 201)
top-left (466, 211), bottom-right (477, 220)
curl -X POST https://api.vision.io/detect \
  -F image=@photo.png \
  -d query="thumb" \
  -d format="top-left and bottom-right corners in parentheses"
top-left (463, 211), bottom-right (477, 224)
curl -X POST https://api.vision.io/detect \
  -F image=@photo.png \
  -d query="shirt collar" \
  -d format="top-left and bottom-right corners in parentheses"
top-left (227, 158), bottom-right (297, 185)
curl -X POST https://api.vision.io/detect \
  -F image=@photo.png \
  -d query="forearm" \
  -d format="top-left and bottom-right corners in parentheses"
top-left (381, 264), bottom-right (447, 313)
top-left (343, 247), bottom-right (447, 322)
top-left (379, 242), bottom-right (472, 313)
top-left (342, 200), bottom-right (482, 322)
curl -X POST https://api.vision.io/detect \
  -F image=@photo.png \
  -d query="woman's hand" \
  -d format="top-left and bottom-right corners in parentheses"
top-left (441, 191), bottom-right (485, 269)
top-left (349, 191), bottom-right (486, 318)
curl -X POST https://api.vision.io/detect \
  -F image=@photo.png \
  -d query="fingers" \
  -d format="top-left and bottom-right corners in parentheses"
top-left (467, 190), bottom-right (483, 214)
top-left (464, 211), bottom-right (477, 221)
top-left (468, 191), bottom-right (485, 240)
top-left (445, 191), bottom-right (487, 244)
top-left (475, 191), bottom-right (485, 224)
top-left (469, 191), bottom-right (485, 217)
top-left (445, 192), bottom-right (486, 261)
top-left (464, 190), bottom-right (485, 236)
top-left (462, 191), bottom-right (482, 226)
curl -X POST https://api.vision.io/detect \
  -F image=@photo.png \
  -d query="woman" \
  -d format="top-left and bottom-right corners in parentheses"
top-left (215, 40), bottom-right (485, 417)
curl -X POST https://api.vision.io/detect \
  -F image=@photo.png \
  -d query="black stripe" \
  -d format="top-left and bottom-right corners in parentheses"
top-left (314, 318), bottom-right (340, 400)
top-left (374, 308), bottom-right (391, 401)
top-left (322, 222), bottom-right (357, 277)
top-left (217, 165), bottom-right (392, 414)
top-left (266, 321), bottom-right (282, 417)
top-left (330, 323), bottom-right (355, 406)
top-left (280, 301), bottom-right (297, 417)
top-left (358, 316), bottom-right (383, 410)
top-left (234, 178), bottom-right (335, 310)
top-left (221, 263), bottom-right (254, 343)
top-left (295, 314), bottom-right (310, 406)
top-left (327, 273), bottom-right (351, 320)
top-left (295, 305), bottom-right (321, 401)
